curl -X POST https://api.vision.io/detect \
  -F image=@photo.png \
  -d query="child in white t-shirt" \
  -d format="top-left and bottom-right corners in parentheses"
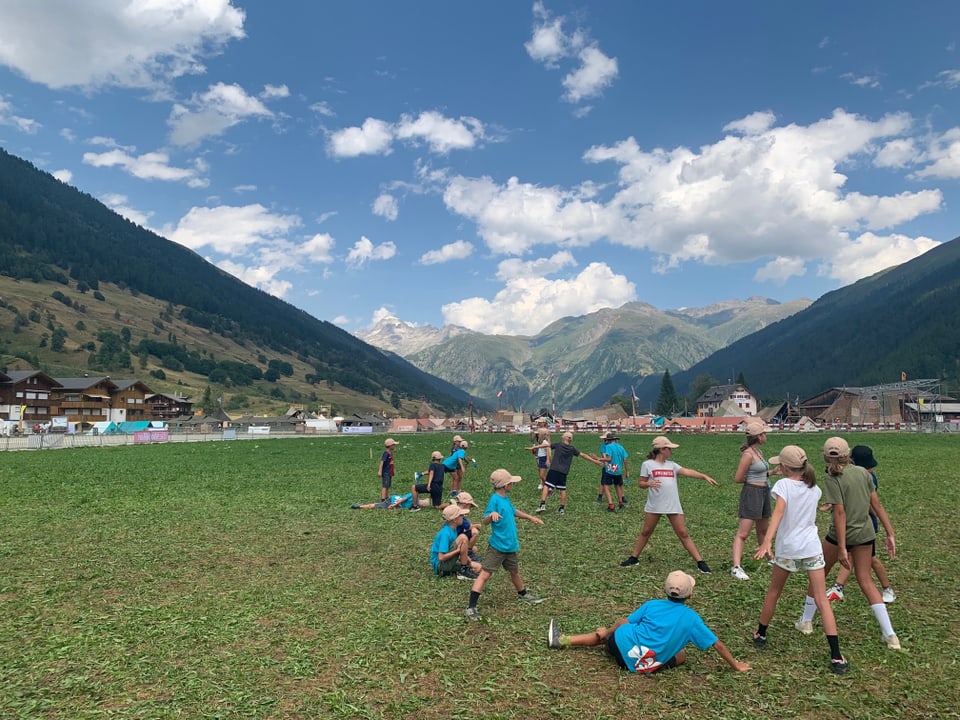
top-left (752, 445), bottom-right (848, 674)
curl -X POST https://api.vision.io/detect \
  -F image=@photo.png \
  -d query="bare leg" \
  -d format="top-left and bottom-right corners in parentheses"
top-left (666, 514), bottom-right (704, 562)
top-left (758, 564), bottom-right (791, 625)
top-left (631, 513), bottom-right (661, 557)
top-left (732, 517), bottom-right (755, 567)
top-left (565, 619), bottom-right (627, 647)
top-left (807, 567), bottom-right (838, 635)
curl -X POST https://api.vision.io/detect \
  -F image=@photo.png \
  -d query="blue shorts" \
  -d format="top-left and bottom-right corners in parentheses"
top-left (537, 456), bottom-right (548, 469)
top-left (381, 474), bottom-right (392, 489)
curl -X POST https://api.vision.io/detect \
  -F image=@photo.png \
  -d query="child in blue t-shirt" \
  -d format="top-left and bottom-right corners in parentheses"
top-left (547, 571), bottom-right (750, 674)
top-left (464, 469), bottom-right (545, 621)
top-left (431, 504), bottom-right (482, 579)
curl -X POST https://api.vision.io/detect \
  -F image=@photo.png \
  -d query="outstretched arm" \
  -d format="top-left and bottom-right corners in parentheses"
top-left (679, 467), bottom-right (718, 486)
top-left (712, 640), bottom-right (751, 672)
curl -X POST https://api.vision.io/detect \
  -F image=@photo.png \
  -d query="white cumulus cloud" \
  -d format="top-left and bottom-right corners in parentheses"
top-left (0, 0), bottom-right (245, 90)
top-left (328, 111), bottom-right (486, 158)
top-left (168, 82), bottom-right (273, 146)
top-left (83, 148), bottom-right (208, 186)
top-left (372, 193), bottom-right (398, 221)
top-left (442, 259), bottom-right (635, 335)
top-left (167, 204), bottom-right (300, 255)
top-left (346, 236), bottom-right (397, 268)
top-left (419, 240), bottom-right (474, 265)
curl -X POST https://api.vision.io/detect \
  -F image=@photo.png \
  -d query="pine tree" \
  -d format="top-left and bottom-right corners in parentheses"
top-left (655, 370), bottom-right (679, 416)
top-left (736, 371), bottom-right (748, 389)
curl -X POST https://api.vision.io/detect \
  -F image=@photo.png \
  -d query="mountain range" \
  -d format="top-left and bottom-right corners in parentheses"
top-left (356, 297), bottom-right (812, 410)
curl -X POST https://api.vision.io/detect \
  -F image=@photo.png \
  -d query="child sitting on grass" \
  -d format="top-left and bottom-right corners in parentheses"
top-left (431, 504), bottom-right (482, 580)
top-left (547, 571), bottom-right (750, 674)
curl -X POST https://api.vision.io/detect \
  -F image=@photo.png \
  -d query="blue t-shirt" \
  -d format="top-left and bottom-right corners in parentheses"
top-left (430, 524), bottom-right (459, 573)
top-left (392, 493), bottom-right (414, 509)
top-left (485, 492), bottom-right (519, 553)
top-left (612, 599), bottom-right (717, 673)
top-left (443, 448), bottom-right (466, 471)
top-left (457, 516), bottom-right (473, 537)
top-left (602, 442), bottom-right (628, 475)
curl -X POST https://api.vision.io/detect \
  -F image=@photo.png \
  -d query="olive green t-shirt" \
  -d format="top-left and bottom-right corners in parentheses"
top-left (824, 465), bottom-right (877, 546)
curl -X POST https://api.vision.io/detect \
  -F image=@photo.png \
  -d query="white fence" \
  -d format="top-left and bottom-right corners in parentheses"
top-left (0, 429), bottom-right (338, 452)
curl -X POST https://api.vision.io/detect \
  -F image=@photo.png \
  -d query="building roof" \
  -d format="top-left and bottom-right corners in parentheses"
top-left (55, 377), bottom-right (118, 392)
top-left (3, 370), bottom-right (62, 387)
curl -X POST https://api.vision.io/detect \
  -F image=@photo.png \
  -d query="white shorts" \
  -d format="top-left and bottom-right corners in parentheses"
top-left (774, 553), bottom-right (825, 573)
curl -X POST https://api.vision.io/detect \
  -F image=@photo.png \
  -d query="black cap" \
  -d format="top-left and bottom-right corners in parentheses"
top-left (851, 445), bottom-right (877, 469)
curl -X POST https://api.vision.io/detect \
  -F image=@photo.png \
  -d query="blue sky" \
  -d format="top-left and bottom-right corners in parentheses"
top-left (1, 1), bottom-right (958, 336)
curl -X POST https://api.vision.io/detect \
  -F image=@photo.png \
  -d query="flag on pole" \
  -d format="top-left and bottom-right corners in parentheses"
top-left (901, 371), bottom-right (907, 382)
top-left (496, 390), bottom-right (503, 398)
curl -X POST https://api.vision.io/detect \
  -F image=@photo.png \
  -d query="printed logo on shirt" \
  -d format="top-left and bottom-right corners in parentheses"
top-left (627, 644), bottom-right (663, 673)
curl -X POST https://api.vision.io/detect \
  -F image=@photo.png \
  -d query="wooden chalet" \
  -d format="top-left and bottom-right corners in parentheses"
top-left (695, 384), bottom-right (758, 417)
top-left (110, 379), bottom-right (153, 423)
top-left (0, 370), bottom-right (62, 426)
top-left (145, 392), bottom-right (194, 421)
top-left (54, 377), bottom-right (119, 428)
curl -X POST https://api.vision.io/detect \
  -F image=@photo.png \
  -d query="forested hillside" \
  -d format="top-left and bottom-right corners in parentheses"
top-left (657, 236), bottom-right (960, 404)
top-left (0, 147), bottom-right (472, 413)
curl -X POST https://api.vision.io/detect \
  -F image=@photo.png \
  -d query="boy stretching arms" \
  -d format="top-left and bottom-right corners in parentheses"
top-left (465, 469), bottom-right (545, 620)
top-left (547, 571), bottom-right (751, 674)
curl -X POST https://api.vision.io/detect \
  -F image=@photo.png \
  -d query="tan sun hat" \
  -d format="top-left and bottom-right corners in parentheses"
top-left (744, 421), bottom-right (768, 437)
top-left (431, 451), bottom-right (443, 461)
top-left (652, 435), bottom-right (679, 449)
top-left (770, 445), bottom-right (807, 468)
top-left (384, 438), bottom-right (397, 447)
top-left (664, 570), bottom-right (696, 599)
top-left (442, 504), bottom-right (469, 522)
top-left (823, 437), bottom-right (850, 458)
top-left (455, 491), bottom-right (479, 507)
top-left (490, 468), bottom-right (522, 488)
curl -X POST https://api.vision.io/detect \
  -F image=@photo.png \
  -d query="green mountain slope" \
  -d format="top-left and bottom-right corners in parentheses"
top-left (662, 236), bottom-right (960, 404)
top-left (0, 147), bottom-right (472, 414)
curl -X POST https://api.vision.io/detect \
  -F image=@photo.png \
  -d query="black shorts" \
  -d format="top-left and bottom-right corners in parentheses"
top-left (601, 471), bottom-right (623, 487)
top-left (825, 535), bottom-right (876, 555)
top-left (414, 482), bottom-right (443, 507)
top-left (545, 469), bottom-right (568, 490)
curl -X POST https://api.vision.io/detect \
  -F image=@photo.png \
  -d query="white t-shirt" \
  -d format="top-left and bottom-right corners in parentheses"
top-left (641, 459), bottom-right (684, 514)
top-left (770, 477), bottom-right (823, 559)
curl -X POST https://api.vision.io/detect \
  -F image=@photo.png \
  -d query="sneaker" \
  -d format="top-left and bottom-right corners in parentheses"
top-left (457, 565), bottom-right (478, 580)
top-left (537, 483), bottom-right (544, 490)
top-left (518, 591), bottom-right (544, 604)
top-left (409, 505), bottom-right (421, 512)
top-left (547, 618), bottom-right (561, 648)
top-left (883, 633), bottom-right (902, 650)
top-left (882, 587), bottom-right (896, 604)
top-left (752, 633), bottom-right (767, 649)
top-left (414, 471), bottom-right (423, 481)
top-left (696, 560), bottom-right (712, 575)
top-left (830, 656), bottom-right (850, 675)
top-left (795, 620), bottom-right (814, 635)
top-left (350, 503), bottom-right (361, 509)
top-left (826, 584), bottom-right (844, 602)
top-left (607, 505), bottom-right (616, 512)
top-left (557, 506), bottom-right (565, 515)
top-left (464, 607), bottom-right (481, 621)
top-left (618, 503), bottom-right (625, 509)
top-left (619, 556), bottom-right (640, 568)
top-left (731, 565), bottom-right (750, 581)
top-left (621, 496), bottom-right (628, 504)
top-left (468, 550), bottom-right (482, 563)
top-left (596, 494), bottom-right (603, 504)
top-left (449, 490), bottom-right (459, 498)
top-left (536, 503), bottom-right (546, 513)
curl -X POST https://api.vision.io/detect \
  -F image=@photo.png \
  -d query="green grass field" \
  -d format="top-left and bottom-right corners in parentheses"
top-left (1, 433), bottom-right (957, 719)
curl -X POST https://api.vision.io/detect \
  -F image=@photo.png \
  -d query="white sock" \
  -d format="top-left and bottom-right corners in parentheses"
top-left (871, 603), bottom-right (895, 637)
top-left (800, 596), bottom-right (817, 623)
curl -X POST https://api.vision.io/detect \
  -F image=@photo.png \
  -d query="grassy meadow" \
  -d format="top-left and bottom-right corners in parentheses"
top-left (1, 432), bottom-right (957, 719)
